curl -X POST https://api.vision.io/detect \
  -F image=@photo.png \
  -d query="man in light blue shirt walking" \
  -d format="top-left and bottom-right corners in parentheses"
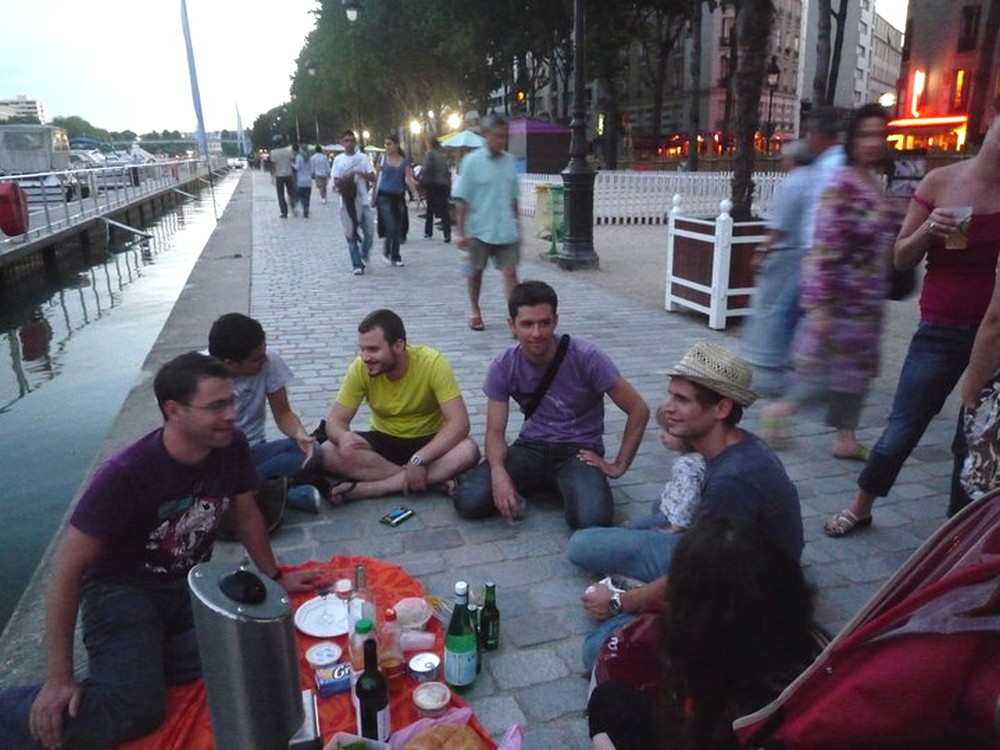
top-left (452, 114), bottom-right (521, 331)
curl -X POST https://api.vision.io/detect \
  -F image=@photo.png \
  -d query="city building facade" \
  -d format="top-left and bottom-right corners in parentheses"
top-left (0, 95), bottom-right (47, 124)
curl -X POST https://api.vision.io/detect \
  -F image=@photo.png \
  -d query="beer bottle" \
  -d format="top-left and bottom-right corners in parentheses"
top-left (351, 563), bottom-right (377, 628)
top-left (356, 637), bottom-right (390, 740)
top-left (480, 580), bottom-right (500, 651)
top-left (443, 580), bottom-right (477, 690)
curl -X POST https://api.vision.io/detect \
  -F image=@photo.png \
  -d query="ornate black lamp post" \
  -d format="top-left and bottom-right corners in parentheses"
top-left (763, 55), bottom-right (780, 154)
top-left (556, 0), bottom-right (599, 270)
top-left (343, 0), bottom-right (362, 133)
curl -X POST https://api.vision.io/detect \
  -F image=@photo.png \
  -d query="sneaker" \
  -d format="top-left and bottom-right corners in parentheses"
top-left (321, 198), bottom-right (327, 204)
top-left (393, 260), bottom-right (405, 267)
top-left (353, 267), bottom-right (364, 275)
top-left (381, 253), bottom-right (392, 266)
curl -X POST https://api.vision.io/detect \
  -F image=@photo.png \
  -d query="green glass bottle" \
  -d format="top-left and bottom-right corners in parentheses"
top-left (443, 580), bottom-right (477, 690)
top-left (480, 580), bottom-right (500, 651)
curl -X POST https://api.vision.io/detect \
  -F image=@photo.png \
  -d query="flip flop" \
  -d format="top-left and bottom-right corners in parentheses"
top-left (328, 478), bottom-right (358, 507)
top-left (832, 445), bottom-right (869, 462)
top-left (823, 509), bottom-right (873, 538)
top-left (469, 317), bottom-right (485, 331)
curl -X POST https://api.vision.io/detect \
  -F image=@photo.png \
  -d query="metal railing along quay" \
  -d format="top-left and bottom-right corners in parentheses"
top-left (0, 157), bottom-right (228, 271)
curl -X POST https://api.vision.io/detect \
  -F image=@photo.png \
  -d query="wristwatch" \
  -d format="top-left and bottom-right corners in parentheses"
top-left (609, 590), bottom-right (624, 615)
top-left (409, 454), bottom-right (424, 468)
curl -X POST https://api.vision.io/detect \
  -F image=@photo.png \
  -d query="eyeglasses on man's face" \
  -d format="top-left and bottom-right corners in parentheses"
top-left (183, 396), bottom-right (236, 413)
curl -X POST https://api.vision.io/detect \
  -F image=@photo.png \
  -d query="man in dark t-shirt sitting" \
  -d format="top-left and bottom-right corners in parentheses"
top-left (570, 341), bottom-right (804, 670)
top-left (0, 353), bottom-right (320, 749)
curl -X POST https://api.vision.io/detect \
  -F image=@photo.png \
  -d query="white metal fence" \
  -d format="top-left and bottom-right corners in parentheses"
top-left (519, 170), bottom-right (785, 224)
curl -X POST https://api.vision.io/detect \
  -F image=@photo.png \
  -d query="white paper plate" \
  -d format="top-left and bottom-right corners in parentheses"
top-left (294, 596), bottom-right (350, 638)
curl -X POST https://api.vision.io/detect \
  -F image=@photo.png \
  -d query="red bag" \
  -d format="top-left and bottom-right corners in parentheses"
top-left (593, 603), bottom-right (668, 698)
top-left (734, 490), bottom-right (1000, 750)
top-left (0, 182), bottom-right (29, 236)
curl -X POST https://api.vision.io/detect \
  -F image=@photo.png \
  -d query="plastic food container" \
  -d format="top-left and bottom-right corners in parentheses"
top-left (412, 681), bottom-right (452, 718)
top-left (305, 641), bottom-right (343, 670)
top-left (407, 652), bottom-right (441, 682)
top-left (394, 597), bottom-right (433, 630)
top-left (323, 731), bottom-right (389, 750)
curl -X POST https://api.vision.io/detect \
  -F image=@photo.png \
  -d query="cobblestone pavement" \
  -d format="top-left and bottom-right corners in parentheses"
top-left (229, 170), bottom-right (961, 747)
top-left (1, 169), bottom-right (963, 748)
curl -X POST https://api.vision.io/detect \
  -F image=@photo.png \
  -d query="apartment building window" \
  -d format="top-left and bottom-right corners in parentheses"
top-left (958, 5), bottom-right (981, 52)
top-left (951, 70), bottom-right (970, 112)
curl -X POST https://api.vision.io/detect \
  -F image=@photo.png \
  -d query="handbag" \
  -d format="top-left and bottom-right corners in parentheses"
top-left (886, 265), bottom-right (917, 301)
top-left (519, 334), bottom-right (570, 420)
top-left (961, 371), bottom-right (1000, 501)
top-left (593, 605), bottom-right (668, 698)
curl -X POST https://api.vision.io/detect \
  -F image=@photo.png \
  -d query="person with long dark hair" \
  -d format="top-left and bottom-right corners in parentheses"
top-left (587, 516), bottom-right (816, 750)
top-left (761, 103), bottom-right (897, 468)
top-left (374, 133), bottom-right (417, 266)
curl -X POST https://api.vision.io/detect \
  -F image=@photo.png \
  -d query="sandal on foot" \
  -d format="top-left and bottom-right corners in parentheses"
top-left (832, 445), bottom-right (869, 462)
top-left (328, 478), bottom-right (358, 507)
top-left (469, 317), bottom-right (485, 331)
top-left (824, 509), bottom-right (873, 538)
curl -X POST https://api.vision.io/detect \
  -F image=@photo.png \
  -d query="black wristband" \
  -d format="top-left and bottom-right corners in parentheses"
top-left (271, 569), bottom-right (284, 582)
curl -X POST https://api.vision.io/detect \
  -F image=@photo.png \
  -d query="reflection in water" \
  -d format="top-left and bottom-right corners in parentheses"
top-left (0, 208), bottom-right (188, 414)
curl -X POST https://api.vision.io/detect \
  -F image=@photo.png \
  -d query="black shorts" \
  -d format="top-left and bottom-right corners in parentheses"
top-left (357, 431), bottom-right (434, 466)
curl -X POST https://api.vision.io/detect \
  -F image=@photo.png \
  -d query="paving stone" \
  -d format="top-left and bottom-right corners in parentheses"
top-left (491, 648), bottom-right (570, 688)
top-left (516, 676), bottom-right (590, 722)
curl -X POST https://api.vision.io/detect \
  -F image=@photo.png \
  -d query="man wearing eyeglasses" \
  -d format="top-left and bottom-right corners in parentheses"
top-left (0, 352), bottom-right (320, 749)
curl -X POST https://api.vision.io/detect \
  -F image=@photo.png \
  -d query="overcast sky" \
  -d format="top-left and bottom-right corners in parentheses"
top-left (1, 0), bottom-right (907, 135)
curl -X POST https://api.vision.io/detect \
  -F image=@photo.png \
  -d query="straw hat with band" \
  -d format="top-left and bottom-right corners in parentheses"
top-left (662, 341), bottom-right (757, 407)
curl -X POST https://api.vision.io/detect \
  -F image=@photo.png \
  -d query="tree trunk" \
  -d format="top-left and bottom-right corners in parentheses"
top-left (968, 0), bottom-right (1000, 147)
top-left (687, 0), bottom-right (704, 171)
top-left (813, 0), bottom-right (832, 106)
top-left (826, 0), bottom-right (848, 102)
top-left (731, 0), bottom-right (774, 220)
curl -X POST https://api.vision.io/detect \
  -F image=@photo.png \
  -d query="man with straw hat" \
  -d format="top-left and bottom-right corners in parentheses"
top-left (570, 341), bottom-right (803, 670)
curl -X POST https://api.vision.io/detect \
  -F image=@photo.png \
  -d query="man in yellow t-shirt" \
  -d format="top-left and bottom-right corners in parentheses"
top-left (313, 308), bottom-right (480, 503)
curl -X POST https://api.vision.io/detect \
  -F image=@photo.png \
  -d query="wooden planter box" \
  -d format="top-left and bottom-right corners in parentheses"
top-left (665, 199), bottom-right (765, 329)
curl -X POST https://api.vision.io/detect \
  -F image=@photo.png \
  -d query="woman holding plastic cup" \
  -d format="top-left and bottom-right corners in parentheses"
top-left (823, 102), bottom-right (1000, 536)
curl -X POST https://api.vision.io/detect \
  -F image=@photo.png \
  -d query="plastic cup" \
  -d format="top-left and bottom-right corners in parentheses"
top-left (944, 206), bottom-right (973, 249)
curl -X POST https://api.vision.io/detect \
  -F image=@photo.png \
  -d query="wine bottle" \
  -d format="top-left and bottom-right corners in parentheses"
top-left (480, 580), bottom-right (500, 651)
top-left (355, 637), bottom-right (390, 741)
top-left (443, 580), bottom-right (477, 690)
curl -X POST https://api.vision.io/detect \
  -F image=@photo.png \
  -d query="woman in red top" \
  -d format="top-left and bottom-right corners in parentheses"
top-left (825, 103), bottom-right (1000, 536)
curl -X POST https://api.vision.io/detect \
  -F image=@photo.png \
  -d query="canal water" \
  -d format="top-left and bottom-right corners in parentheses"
top-left (0, 173), bottom-right (241, 632)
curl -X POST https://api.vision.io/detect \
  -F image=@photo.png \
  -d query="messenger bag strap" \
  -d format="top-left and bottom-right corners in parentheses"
top-left (521, 334), bottom-right (570, 420)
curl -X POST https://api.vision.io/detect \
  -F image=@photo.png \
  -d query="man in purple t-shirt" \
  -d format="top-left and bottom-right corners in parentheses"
top-left (453, 281), bottom-right (649, 528)
top-left (0, 353), bottom-right (320, 750)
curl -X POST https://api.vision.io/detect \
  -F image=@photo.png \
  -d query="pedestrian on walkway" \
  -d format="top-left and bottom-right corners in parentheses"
top-left (269, 134), bottom-right (297, 218)
top-left (0, 353), bottom-right (319, 750)
top-left (453, 281), bottom-right (649, 529)
top-left (452, 114), bottom-right (521, 331)
top-left (292, 143), bottom-right (314, 218)
top-left (208, 313), bottom-right (322, 513)
top-left (761, 104), bottom-right (897, 463)
top-left (421, 136), bottom-right (452, 242)
top-left (332, 130), bottom-right (376, 275)
top-left (374, 133), bottom-right (417, 267)
top-left (740, 139), bottom-right (815, 397)
top-left (310, 308), bottom-right (480, 502)
top-left (823, 102), bottom-right (1000, 537)
top-left (310, 145), bottom-right (332, 204)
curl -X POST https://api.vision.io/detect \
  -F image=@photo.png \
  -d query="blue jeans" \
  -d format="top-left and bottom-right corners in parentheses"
top-left (376, 192), bottom-right (405, 262)
top-left (857, 321), bottom-right (977, 515)
top-left (568, 527), bottom-right (681, 670)
top-left (296, 185), bottom-right (312, 217)
top-left (341, 204), bottom-right (374, 270)
top-left (0, 575), bottom-right (198, 749)
top-left (740, 247), bottom-right (807, 398)
top-left (453, 438), bottom-right (614, 529)
top-left (250, 439), bottom-right (317, 513)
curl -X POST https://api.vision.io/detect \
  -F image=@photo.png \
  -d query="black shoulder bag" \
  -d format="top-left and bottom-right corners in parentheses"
top-left (520, 334), bottom-right (570, 420)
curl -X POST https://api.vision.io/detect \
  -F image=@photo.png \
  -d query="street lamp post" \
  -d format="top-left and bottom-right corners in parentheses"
top-left (306, 60), bottom-right (319, 143)
top-left (343, 0), bottom-right (361, 133)
top-left (763, 55), bottom-right (780, 155)
top-left (557, 0), bottom-right (599, 270)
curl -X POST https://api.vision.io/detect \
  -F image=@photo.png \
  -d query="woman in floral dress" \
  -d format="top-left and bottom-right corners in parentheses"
top-left (763, 104), bottom-right (897, 461)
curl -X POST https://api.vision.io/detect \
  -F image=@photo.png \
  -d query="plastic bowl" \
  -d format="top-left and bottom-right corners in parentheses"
top-left (394, 596), bottom-right (433, 630)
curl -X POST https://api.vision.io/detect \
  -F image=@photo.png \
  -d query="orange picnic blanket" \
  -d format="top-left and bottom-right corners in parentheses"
top-left (117, 555), bottom-right (495, 749)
